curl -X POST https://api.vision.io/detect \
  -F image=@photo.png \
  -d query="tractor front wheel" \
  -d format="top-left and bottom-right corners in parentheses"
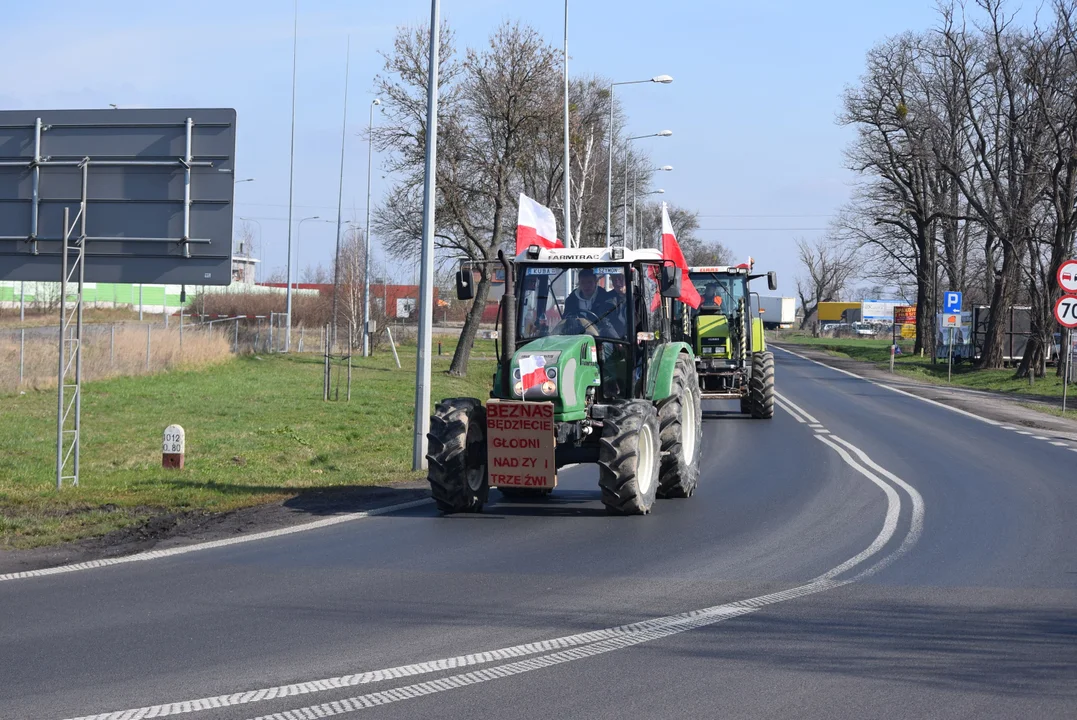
top-left (748, 352), bottom-right (775, 419)
top-left (427, 398), bottom-right (488, 513)
top-left (657, 354), bottom-right (703, 498)
top-left (599, 400), bottom-right (661, 515)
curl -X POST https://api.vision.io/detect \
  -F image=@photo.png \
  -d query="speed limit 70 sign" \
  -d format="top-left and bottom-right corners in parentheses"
top-left (1055, 295), bottom-right (1077, 329)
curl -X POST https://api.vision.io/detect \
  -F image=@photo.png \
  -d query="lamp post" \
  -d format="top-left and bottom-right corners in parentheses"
top-left (284, 0), bottom-right (299, 352)
top-left (363, 98), bottom-right (381, 357)
top-left (294, 216), bottom-right (321, 289)
top-left (605, 75), bottom-right (672, 246)
top-left (634, 165), bottom-right (672, 248)
top-left (622, 131), bottom-right (672, 248)
top-left (234, 178), bottom-right (255, 184)
top-left (238, 217), bottom-right (263, 282)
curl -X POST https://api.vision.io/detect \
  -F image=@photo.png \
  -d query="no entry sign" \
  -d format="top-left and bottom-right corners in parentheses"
top-left (1055, 295), bottom-right (1077, 329)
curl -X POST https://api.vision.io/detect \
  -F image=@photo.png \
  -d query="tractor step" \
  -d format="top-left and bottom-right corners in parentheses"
top-left (700, 391), bottom-right (743, 400)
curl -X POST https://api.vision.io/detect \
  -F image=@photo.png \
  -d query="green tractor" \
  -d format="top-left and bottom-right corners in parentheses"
top-left (675, 264), bottom-right (778, 418)
top-left (427, 245), bottom-right (703, 516)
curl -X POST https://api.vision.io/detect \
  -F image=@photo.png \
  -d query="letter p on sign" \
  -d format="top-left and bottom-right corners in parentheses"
top-left (163, 424), bottom-right (185, 469)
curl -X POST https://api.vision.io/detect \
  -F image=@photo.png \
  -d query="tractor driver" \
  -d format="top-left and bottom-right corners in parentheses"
top-left (563, 267), bottom-right (609, 318)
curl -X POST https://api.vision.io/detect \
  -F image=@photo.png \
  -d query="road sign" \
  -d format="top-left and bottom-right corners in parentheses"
top-left (943, 313), bottom-right (961, 328)
top-left (0, 108), bottom-right (237, 285)
top-left (944, 291), bottom-right (962, 314)
top-left (1058, 260), bottom-right (1077, 295)
top-left (1054, 295), bottom-right (1077, 329)
top-left (901, 324), bottom-right (917, 339)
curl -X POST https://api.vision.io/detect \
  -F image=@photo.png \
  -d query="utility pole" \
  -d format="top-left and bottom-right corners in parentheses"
top-left (284, 0), bottom-right (299, 352)
top-left (412, 0), bottom-right (440, 472)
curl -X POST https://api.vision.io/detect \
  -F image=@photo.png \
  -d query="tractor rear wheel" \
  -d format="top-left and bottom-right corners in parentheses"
top-left (427, 398), bottom-right (488, 513)
top-left (657, 354), bottom-right (702, 498)
top-left (599, 400), bottom-right (661, 515)
top-left (748, 352), bottom-right (775, 419)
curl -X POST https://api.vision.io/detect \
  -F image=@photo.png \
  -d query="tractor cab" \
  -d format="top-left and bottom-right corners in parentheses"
top-left (508, 245), bottom-right (670, 405)
top-left (672, 264), bottom-right (778, 416)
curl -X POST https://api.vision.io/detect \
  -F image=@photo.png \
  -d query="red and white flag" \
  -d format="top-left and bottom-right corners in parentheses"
top-left (661, 204), bottom-right (702, 309)
top-left (515, 193), bottom-right (563, 255)
top-left (519, 354), bottom-right (548, 393)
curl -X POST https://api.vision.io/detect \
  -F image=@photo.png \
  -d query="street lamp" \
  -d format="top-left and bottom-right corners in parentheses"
top-left (605, 75), bottom-right (673, 246)
top-left (363, 98), bottom-right (382, 357)
top-left (623, 131), bottom-right (672, 248)
top-left (238, 216), bottom-right (263, 281)
top-left (234, 178), bottom-right (255, 184)
top-left (294, 215), bottom-right (321, 290)
top-left (635, 166), bottom-right (672, 247)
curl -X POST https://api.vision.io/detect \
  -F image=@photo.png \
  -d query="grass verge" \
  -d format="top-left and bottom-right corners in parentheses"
top-left (0, 348), bottom-right (495, 549)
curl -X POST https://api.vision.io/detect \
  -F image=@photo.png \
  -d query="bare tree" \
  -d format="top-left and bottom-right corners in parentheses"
top-left (795, 236), bottom-right (859, 329)
top-left (373, 20), bottom-right (560, 376)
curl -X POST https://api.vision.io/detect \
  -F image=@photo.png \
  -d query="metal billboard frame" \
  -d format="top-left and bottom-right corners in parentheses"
top-left (0, 108), bottom-right (237, 489)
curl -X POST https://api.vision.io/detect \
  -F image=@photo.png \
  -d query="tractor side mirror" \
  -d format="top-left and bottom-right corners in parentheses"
top-left (660, 264), bottom-right (682, 298)
top-left (767, 271), bottom-right (778, 292)
top-left (455, 269), bottom-right (474, 300)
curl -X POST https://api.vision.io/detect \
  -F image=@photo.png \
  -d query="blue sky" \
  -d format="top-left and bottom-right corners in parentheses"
top-left (1, 0), bottom-right (945, 292)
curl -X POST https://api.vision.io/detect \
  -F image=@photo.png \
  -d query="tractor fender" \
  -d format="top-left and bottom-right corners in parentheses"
top-left (647, 341), bottom-right (694, 402)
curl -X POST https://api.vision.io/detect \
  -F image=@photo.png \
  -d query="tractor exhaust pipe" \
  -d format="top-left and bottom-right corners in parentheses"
top-left (498, 249), bottom-right (516, 398)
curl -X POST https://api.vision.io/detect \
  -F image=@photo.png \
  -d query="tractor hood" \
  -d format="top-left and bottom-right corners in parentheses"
top-left (493, 335), bottom-right (600, 420)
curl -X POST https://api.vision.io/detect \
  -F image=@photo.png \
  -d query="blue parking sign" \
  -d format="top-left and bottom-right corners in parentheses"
top-left (944, 291), bottom-right (962, 314)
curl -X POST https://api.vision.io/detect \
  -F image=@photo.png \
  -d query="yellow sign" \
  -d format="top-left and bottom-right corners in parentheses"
top-left (900, 324), bottom-right (916, 339)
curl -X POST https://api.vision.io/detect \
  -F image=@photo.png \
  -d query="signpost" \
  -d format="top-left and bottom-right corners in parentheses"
top-left (943, 291), bottom-right (962, 383)
top-left (0, 108), bottom-right (237, 489)
top-left (1054, 286), bottom-right (1077, 413)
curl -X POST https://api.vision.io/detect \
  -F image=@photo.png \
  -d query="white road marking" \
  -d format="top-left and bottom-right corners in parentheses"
top-left (1000, 425), bottom-right (1017, 430)
top-left (773, 346), bottom-right (1003, 428)
top-left (69, 395), bottom-right (922, 720)
top-left (1049, 441), bottom-right (1068, 447)
top-left (1016, 430), bottom-right (1034, 435)
top-left (775, 400), bottom-right (807, 423)
top-left (812, 436), bottom-right (900, 582)
top-left (1032, 435), bottom-right (1049, 440)
top-left (829, 435), bottom-right (925, 574)
top-left (775, 391), bottom-right (819, 424)
top-left (0, 498), bottom-right (434, 584)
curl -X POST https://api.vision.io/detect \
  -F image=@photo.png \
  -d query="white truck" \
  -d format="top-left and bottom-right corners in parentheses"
top-left (754, 296), bottom-right (796, 329)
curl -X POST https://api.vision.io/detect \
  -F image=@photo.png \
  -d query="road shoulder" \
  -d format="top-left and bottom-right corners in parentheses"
top-left (0, 482), bottom-right (430, 576)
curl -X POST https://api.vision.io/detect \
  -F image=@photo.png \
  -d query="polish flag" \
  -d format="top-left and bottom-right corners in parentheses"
top-left (519, 354), bottom-right (548, 393)
top-left (661, 205), bottom-right (702, 309)
top-left (516, 194), bottom-right (563, 255)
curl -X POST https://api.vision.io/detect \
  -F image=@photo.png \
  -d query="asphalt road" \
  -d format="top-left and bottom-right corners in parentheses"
top-left (2, 348), bottom-right (1074, 719)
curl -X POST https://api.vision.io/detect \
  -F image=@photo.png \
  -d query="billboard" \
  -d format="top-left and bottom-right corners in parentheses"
top-left (0, 108), bottom-right (237, 285)
top-left (861, 299), bottom-right (905, 323)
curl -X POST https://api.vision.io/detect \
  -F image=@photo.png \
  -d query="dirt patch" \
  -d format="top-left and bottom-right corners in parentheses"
top-left (0, 481), bottom-right (430, 575)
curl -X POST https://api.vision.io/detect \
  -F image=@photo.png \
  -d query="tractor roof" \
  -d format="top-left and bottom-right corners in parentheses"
top-left (688, 265), bottom-right (750, 274)
top-left (515, 246), bottom-right (664, 264)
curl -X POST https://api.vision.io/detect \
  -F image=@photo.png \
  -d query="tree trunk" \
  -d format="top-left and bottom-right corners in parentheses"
top-left (914, 250), bottom-right (933, 355)
top-left (978, 251), bottom-right (1016, 369)
top-left (448, 272), bottom-right (492, 377)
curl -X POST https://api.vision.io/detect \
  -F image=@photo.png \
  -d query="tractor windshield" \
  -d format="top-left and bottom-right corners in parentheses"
top-left (689, 271), bottom-right (747, 314)
top-left (517, 264), bottom-right (631, 343)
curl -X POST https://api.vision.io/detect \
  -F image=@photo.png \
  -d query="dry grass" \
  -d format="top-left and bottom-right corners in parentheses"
top-left (0, 325), bottom-right (233, 393)
top-left (192, 291), bottom-right (332, 327)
